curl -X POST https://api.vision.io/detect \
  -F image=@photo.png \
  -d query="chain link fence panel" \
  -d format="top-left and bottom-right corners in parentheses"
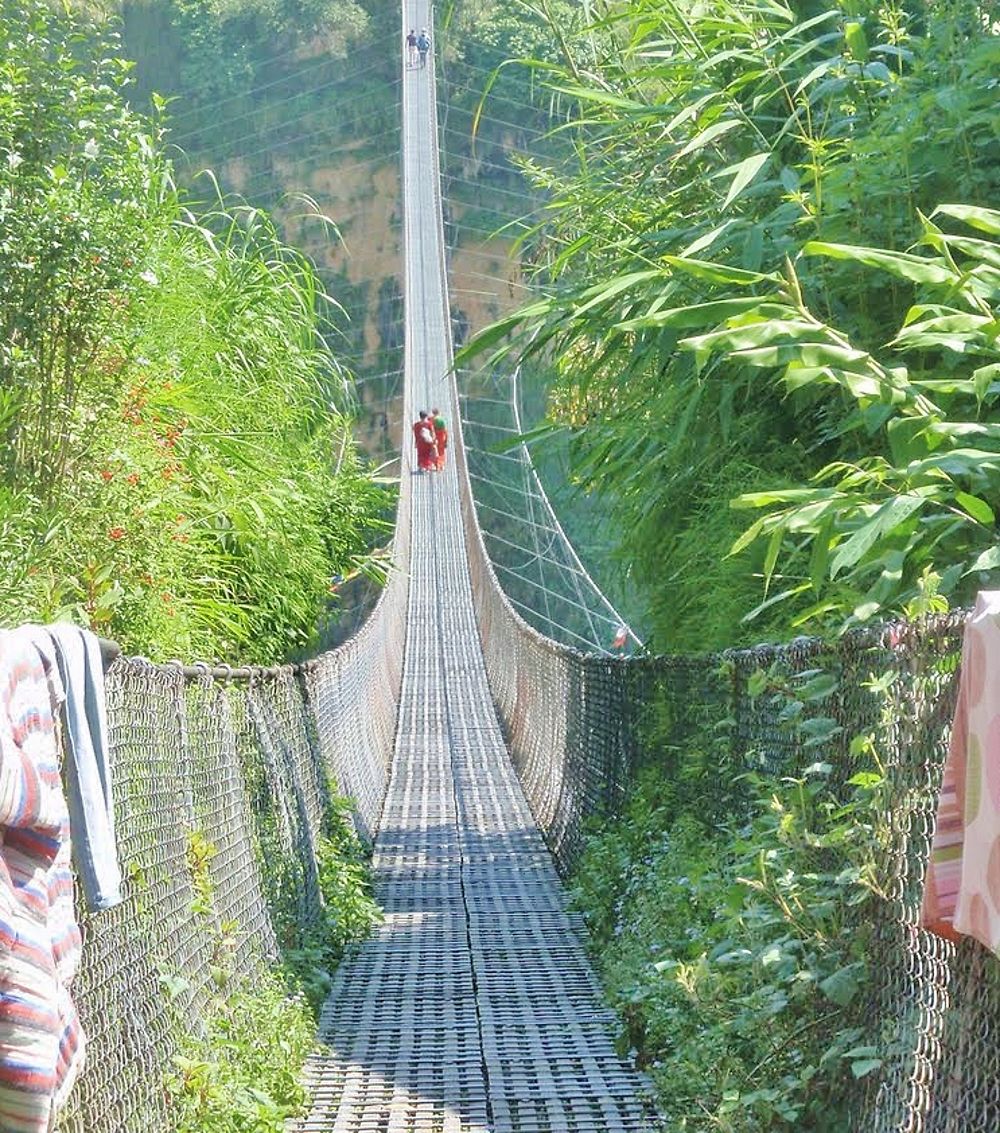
top-left (55, 476), bottom-right (409, 1132)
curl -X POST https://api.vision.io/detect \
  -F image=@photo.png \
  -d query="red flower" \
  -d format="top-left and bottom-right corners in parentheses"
top-left (108, 526), bottom-right (126, 541)
top-left (126, 472), bottom-right (140, 486)
top-left (100, 468), bottom-right (113, 482)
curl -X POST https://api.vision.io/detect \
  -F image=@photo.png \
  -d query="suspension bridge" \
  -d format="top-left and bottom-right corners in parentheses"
top-left (42, 4), bottom-right (1000, 1132)
top-left (290, 4), bottom-right (653, 1125)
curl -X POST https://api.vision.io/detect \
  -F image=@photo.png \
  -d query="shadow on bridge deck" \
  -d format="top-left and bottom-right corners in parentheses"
top-left (288, 0), bottom-right (661, 1127)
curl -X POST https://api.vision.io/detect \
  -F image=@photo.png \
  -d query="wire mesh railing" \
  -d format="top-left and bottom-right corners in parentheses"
top-left (456, 497), bottom-right (989, 1133)
top-left (457, 364), bottom-right (642, 655)
top-left (55, 466), bottom-right (409, 1132)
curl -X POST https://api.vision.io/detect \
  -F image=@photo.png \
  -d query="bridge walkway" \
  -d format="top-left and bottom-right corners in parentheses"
top-left (292, 2), bottom-right (657, 1129)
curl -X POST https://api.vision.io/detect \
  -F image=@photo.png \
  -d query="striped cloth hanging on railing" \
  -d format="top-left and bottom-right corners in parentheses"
top-left (0, 630), bottom-right (84, 1133)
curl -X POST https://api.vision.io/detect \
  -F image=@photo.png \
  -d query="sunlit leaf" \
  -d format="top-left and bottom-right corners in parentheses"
top-left (802, 242), bottom-right (955, 284)
top-left (933, 204), bottom-right (1000, 237)
top-left (675, 118), bottom-right (742, 159)
top-left (967, 547), bottom-right (1000, 573)
top-left (762, 524), bottom-right (784, 593)
top-left (954, 492), bottom-right (995, 526)
top-left (830, 494), bottom-right (927, 577)
top-left (662, 255), bottom-right (776, 286)
top-left (722, 153), bottom-right (770, 209)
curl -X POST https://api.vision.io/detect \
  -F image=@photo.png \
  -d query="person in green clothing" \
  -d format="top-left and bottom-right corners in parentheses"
top-left (430, 407), bottom-right (447, 471)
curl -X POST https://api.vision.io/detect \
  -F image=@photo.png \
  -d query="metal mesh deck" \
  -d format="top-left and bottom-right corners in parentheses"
top-left (292, 4), bottom-right (657, 1128)
top-left (295, 484), bottom-right (657, 1131)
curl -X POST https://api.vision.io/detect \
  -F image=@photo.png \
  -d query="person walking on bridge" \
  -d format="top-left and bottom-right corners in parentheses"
top-left (431, 407), bottom-right (448, 471)
top-left (416, 28), bottom-right (431, 68)
top-left (405, 29), bottom-right (417, 67)
top-left (412, 410), bottom-right (438, 473)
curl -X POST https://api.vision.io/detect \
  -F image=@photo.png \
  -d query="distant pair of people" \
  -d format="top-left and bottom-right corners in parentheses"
top-left (405, 28), bottom-right (431, 68)
top-left (412, 409), bottom-right (447, 472)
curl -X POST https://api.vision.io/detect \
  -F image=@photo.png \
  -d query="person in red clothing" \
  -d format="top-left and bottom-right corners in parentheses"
top-left (412, 410), bottom-right (438, 472)
top-left (430, 407), bottom-right (448, 471)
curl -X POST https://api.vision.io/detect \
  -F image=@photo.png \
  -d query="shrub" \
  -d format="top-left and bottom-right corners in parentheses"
top-left (0, 1), bottom-right (391, 663)
top-left (571, 683), bottom-right (885, 1129)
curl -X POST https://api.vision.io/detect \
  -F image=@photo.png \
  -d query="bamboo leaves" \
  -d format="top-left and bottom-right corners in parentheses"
top-left (828, 494), bottom-right (928, 579)
top-left (722, 152), bottom-right (770, 209)
top-left (462, 0), bottom-right (1000, 648)
top-left (800, 242), bottom-right (955, 286)
top-left (675, 118), bottom-right (742, 158)
top-left (726, 210), bottom-right (1000, 622)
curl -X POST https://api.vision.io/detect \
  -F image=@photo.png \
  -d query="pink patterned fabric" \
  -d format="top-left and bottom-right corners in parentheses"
top-left (0, 629), bottom-right (84, 1132)
top-left (922, 591), bottom-right (1000, 950)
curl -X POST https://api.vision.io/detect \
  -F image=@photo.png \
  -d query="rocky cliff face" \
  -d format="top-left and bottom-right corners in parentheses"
top-left (219, 145), bottom-right (524, 457)
top-left (122, 7), bottom-right (528, 457)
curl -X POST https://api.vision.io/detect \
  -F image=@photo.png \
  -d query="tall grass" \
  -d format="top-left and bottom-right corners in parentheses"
top-left (0, 1), bottom-right (390, 662)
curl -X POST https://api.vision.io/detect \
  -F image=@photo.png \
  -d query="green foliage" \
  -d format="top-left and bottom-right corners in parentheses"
top-left (165, 793), bottom-right (380, 1130)
top-left (163, 827), bottom-right (314, 1131)
top-left (186, 829), bottom-right (219, 918)
top-left (285, 794), bottom-right (382, 1012)
top-left (571, 681), bottom-right (886, 1129)
top-left (495, 201), bottom-right (1000, 632)
top-left (0, 0), bottom-right (391, 662)
top-left (128, 0), bottom-right (374, 110)
top-left (437, 0), bottom-right (582, 306)
top-left (166, 971), bottom-right (314, 1133)
top-left (442, 0), bottom-right (579, 154)
top-left (462, 0), bottom-right (1000, 647)
top-left (164, 834), bottom-right (315, 1133)
top-left (664, 208), bottom-right (1000, 626)
top-left (0, 0), bottom-right (158, 497)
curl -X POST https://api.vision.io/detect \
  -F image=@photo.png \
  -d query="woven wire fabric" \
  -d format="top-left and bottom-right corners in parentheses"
top-left (461, 474), bottom-right (1000, 1133)
top-left (55, 535), bottom-right (407, 1131)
